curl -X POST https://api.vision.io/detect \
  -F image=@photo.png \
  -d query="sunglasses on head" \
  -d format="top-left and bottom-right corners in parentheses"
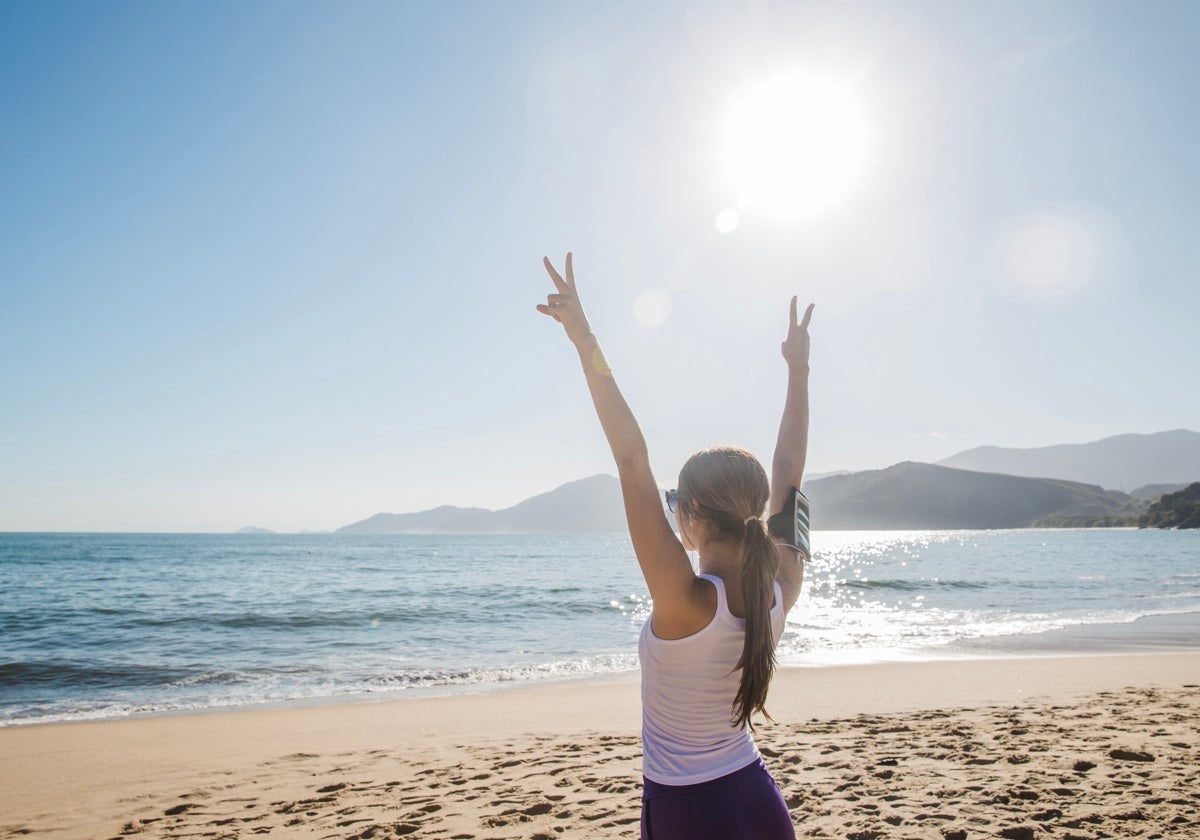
top-left (665, 489), bottom-right (682, 513)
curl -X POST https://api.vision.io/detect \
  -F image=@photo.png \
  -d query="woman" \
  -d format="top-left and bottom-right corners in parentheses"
top-left (537, 253), bottom-right (813, 840)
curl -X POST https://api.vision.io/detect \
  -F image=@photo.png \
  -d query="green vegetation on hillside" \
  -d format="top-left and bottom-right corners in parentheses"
top-left (1139, 483), bottom-right (1200, 529)
top-left (1033, 512), bottom-right (1143, 528)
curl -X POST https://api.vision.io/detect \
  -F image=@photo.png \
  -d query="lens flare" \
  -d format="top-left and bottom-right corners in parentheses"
top-left (632, 287), bottom-right (673, 328)
top-left (1003, 205), bottom-right (1117, 299)
top-left (715, 208), bottom-right (740, 233)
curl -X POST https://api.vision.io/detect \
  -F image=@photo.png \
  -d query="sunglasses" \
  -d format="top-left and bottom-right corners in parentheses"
top-left (665, 489), bottom-right (682, 513)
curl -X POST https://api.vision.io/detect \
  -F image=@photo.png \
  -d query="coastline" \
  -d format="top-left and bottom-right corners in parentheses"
top-left (946, 609), bottom-right (1200, 656)
top-left (3, 651), bottom-right (1199, 839)
top-left (9, 608), bottom-right (1198, 729)
top-left (7, 529), bottom-right (1196, 730)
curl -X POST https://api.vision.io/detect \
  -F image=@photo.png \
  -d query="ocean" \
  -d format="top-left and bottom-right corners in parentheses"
top-left (1, 529), bottom-right (1197, 726)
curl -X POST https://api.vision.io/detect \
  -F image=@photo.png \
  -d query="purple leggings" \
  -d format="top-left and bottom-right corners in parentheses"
top-left (640, 758), bottom-right (796, 840)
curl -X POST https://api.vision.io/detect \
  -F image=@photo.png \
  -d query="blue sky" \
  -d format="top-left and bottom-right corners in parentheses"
top-left (1, 1), bottom-right (1197, 532)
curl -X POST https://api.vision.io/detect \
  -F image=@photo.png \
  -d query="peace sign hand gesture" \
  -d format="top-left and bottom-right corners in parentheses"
top-left (537, 252), bottom-right (594, 347)
top-left (781, 296), bottom-right (815, 371)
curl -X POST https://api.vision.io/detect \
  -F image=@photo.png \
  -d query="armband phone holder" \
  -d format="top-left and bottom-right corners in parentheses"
top-left (767, 487), bottom-right (811, 560)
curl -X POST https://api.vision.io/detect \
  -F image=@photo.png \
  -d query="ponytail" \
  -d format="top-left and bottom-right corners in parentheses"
top-left (675, 446), bottom-right (779, 730)
top-left (731, 516), bottom-right (779, 730)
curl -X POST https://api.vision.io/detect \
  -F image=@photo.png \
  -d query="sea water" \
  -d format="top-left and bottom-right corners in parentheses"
top-left (1, 529), bottom-right (1197, 725)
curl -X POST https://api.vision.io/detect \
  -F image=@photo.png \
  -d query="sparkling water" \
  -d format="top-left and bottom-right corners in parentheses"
top-left (1, 529), bottom-right (1196, 724)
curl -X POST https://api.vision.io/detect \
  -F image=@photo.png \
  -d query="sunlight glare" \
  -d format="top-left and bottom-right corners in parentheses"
top-left (721, 71), bottom-right (868, 219)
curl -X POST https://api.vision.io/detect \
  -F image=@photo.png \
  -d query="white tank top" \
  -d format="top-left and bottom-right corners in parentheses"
top-left (638, 573), bottom-right (786, 785)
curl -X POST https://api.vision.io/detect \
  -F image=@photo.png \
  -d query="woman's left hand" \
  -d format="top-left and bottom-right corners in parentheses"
top-left (781, 296), bottom-right (815, 371)
top-left (537, 252), bottom-right (594, 346)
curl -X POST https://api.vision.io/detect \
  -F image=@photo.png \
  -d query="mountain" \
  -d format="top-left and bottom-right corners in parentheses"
top-left (338, 462), bottom-right (1149, 534)
top-left (336, 429), bottom-right (1197, 533)
top-left (804, 461), bottom-right (1143, 529)
top-left (1128, 483), bottom-right (1189, 502)
top-left (449, 474), bottom-right (627, 532)
top-left (235, 526), bottom-right (274, 534)
top-left (805, 469), bottom-right (852, 482)
top-left (337, 475), bottom-right (627, 534)
top-left (338, 505), bottom-right (490, 534)
top-left (935, 429), bottom-right (1200, 491)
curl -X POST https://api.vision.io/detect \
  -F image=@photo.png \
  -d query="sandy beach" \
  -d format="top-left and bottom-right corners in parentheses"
top-left (2, 652), bottom-right (1198, 839)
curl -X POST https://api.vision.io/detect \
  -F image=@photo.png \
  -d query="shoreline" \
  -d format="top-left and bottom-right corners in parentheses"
top-left (5, 609), bottom-right (1199, 730)
top-left (946, 608), bottom-right (1200, 656)
top-left (3, 652), bottom-right (1199, 839)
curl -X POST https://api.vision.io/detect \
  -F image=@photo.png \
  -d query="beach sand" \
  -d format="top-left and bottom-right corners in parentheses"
top-left (2, 653), bottom-right (1198, 839)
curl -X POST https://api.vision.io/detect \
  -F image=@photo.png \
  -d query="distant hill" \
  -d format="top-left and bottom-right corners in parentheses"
top-left (805, 469), bottom-right (852, 482)
top-left (936, 429), bottom-right (1200, 491)
top-left (336, 428), bottom-right (1199, 533)
top-left (337, 475), bottom-right (627, 534)
top-left (805, 461), bottom-right (1143, 529)
top-left (1128, 483), bottom-right (1189, 502)
top-left (338, 505), bottom-right (490, 534)
top-left (235, 526), bottom-right (274, 534)
top-left (337, 461), bottom-right (1156, 534)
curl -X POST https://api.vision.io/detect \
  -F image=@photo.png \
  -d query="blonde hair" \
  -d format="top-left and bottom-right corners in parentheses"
top-left (677, 446), bottom-right (778, 729)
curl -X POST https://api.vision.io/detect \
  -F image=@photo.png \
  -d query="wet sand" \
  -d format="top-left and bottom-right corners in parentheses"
top-left (2, 653), bottom-right (1198, 839)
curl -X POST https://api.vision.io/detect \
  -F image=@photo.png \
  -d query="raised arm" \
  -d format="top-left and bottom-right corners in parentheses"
top-left (537, 254), bottom-right (702, 631)
top-left (769, 296), bottom-right (814, 610)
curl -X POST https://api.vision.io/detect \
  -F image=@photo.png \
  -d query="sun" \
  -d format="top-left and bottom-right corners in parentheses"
top-left (720, 70), bottom-right (869, 220)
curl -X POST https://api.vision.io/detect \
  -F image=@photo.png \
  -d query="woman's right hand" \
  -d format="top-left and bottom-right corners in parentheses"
top-left (781, 296), bottom-right (815, 371)
top-left (537, 252), bottom-right (594, 347)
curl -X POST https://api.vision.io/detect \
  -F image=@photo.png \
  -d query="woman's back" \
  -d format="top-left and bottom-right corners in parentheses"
top-left (639, 574), bottom-right (786, 786)
top-left (536, 254), bottom-right (808, 839)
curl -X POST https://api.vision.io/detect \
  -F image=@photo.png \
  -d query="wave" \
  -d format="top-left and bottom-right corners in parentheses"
top-left (0, 595), bottom-right (621, 634)
top-left (103, 608), bottom-right (493, 630)
top-left (0, 660), bottom-right (329, 693)
top-left (360, 654), bottom-right (638, 691)
top-left (0, 660), bottom-right (193, 689)
top-left (836, 579), bottom-right (988, 592)
top-left (0, 654), bottom-right (640, 726)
